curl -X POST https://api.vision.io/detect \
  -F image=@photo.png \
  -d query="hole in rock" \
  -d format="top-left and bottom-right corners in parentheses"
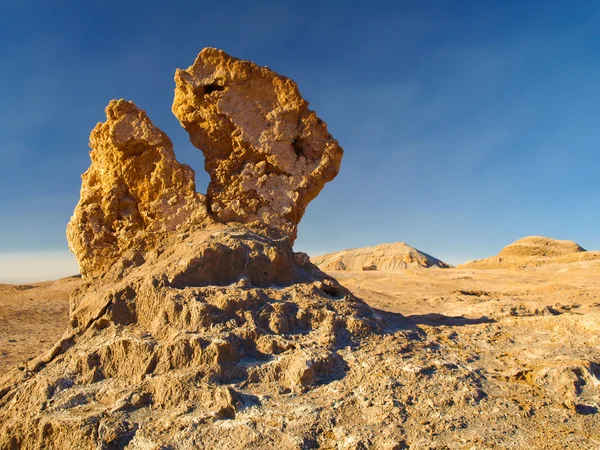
top-left (203, 83), bottom-right (225, 95)
top-left (291, 138), bottom-right (305, 159)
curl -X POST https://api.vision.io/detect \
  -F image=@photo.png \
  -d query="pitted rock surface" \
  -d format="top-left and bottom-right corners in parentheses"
top-left (66, 100), bottom-right (208, 279)
top-left (172, 48), bottom-right (343, 242)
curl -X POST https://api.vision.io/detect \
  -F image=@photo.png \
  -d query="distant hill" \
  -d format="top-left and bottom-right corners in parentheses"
top-left (312, 242), bottom-right (452, 271)
top-left (460, 236), bottom-right (600, 269)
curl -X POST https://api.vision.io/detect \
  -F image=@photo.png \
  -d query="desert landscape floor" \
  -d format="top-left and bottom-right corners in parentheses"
top-left (1, 262), bottom-right (599, 447)
top-left (0, 276), bottom-right (82, 376)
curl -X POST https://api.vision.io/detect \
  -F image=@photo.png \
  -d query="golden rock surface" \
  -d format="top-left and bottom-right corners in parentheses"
top-left (68, 49), bottom-right (343, 280)
top-left (66, 100), bottom-right (208, 279)
top-left (172, 48), bottom-right (343, 242)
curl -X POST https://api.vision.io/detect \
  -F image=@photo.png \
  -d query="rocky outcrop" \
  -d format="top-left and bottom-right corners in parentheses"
top-left (0, 49), bottom-right (381, 449)
top-left (66, 100), bottom-right (208, 279)
top-left (68, 49), bottom-right (343, 281)
top-left (0, 224), bottom-right (380, 449)
top-left (172, 48), bottom-right (343, 242)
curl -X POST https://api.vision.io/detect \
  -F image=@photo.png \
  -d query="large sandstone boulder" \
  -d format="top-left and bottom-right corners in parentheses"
top-left (66, 100), bottom-right (208, 279)
top-left (172, 48), bottom-right (343, 242)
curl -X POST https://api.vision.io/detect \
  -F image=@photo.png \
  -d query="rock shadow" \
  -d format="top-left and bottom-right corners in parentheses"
top-left (370, 308), bottom-right (495, 333)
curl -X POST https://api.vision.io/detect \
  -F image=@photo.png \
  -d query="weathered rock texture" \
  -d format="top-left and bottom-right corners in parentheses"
top-left (172, 48), bottom-right (343, 242)
top-left (460, 236), bottom-right (600, 269)
top-left (0, 226), bottom-right (380, 449)
top-left (3, 47), bottom-right (600, 448)
top-left (0, 49), bottom-right (381, 449)
top-left (67, 100), bottom-right (208, 279)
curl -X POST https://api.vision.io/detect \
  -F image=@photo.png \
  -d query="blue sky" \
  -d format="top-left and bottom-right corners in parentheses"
top-left (1, 0), bottom-right (599, 281)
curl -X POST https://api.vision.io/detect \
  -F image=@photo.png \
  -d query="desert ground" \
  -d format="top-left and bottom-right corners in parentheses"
top-left (0, 276), bottom-right (82, 376)
top-left (2, 259), bottom-right (599, 448)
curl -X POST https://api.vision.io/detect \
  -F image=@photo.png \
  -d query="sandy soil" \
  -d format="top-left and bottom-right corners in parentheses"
top-left (332, 261), bottom-right (600, 320)
top-left (0, 276), bottom-right (82, 375)
top-left (1, 262), bottom-right (599, 447)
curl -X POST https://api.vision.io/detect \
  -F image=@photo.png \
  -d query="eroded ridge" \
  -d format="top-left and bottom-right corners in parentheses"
top-left (172, 47), bottom-right (343, 242)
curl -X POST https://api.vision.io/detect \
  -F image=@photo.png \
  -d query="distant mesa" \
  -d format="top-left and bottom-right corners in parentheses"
top-left (460, 236), bottom-right (600, 269)
top-left (499, 236), bottom-right (585, 258)
top-left (312, 242), bottom-right (452, 271)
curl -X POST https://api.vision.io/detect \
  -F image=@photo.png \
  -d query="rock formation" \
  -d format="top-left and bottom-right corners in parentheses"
top-left (0, 224), bottom-right (380, 447)
top-left (66, 100), bottom-right (208, 279)
top-left (0, 49), bottom-right (382, 449)
top-left (460, 236), bottom-right (600, 269)
top-left (172, 48), bottom-right (343, 242)
top-left (313, 242), bottom-right (452, 271)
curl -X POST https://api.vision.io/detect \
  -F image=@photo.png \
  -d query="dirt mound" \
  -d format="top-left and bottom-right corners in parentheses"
top-left (312, 242), bottom-right (452, 271)
top-left (461, 236), bottom-right (599, 269)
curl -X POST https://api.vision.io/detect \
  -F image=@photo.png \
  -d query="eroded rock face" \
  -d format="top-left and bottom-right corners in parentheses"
top-left (0, 50), bottom-right (377, 449)
top-left (172, 48), bottom-right (343, 242)
top-left (0, 225), bottom-right (380, 449)
top-left (66, 100), bottom-right (208, 279)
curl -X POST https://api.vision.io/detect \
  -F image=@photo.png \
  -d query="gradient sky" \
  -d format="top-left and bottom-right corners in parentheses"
top-left (1, 0), bottom-right (599, 282)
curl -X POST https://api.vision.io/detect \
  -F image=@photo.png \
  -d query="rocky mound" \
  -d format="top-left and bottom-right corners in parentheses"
top-left (0, 49), bottom-right (380, 449)
top-left (461, 236), bottom-right (600, 269)
top-left (312, 242), bottom-right (452, 271)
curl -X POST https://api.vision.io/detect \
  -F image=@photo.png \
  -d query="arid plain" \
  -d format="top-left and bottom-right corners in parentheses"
top-left (2, 243), bottom-right (599, 448)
